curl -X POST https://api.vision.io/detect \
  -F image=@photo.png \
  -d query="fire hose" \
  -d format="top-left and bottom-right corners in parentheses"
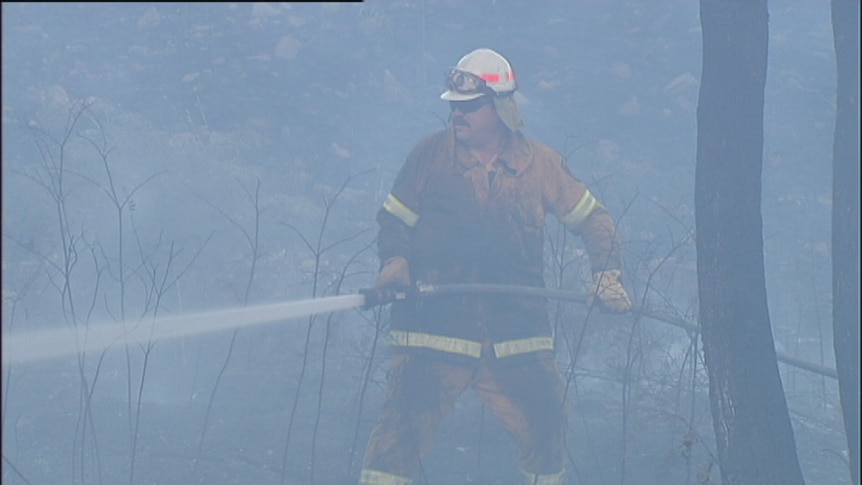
top-left (1, 283), bottom-right (839, 379)
top-left (361, 282), bottom-right (838, 380)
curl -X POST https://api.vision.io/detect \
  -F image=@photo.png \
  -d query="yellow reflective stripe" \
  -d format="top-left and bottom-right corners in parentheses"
top-left (520, 468), bottom-right (565, 485)
top-left (493, 336), bottom-right (554, 358)
top-left (560, 189), bottom-right (598, 230)
top-left (390, 330), bottom-right (482, 358)
top-left (382, 193), bottom-right (420, 228)
top-left (360, 469), bottom-right (412, 485)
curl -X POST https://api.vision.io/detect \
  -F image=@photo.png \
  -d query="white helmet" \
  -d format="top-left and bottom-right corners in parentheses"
top-left (440, 48), bottom-right (517, 101)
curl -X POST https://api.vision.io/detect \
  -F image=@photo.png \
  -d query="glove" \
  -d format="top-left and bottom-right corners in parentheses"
top-left (589, 269), bottom-right (632, 314)
top-left (375, 256), bottom-right (411, 288)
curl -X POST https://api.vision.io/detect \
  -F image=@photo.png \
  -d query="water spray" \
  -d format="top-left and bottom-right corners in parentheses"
top-left (2, 294), bottom-right (367, 365)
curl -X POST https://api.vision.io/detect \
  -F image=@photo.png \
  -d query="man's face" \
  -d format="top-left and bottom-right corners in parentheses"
top-left (449, 96), bottom-right (505, 146)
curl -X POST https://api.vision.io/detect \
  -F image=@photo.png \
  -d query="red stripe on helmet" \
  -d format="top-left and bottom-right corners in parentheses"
top-left (479, 72), bottom-right (514, 83)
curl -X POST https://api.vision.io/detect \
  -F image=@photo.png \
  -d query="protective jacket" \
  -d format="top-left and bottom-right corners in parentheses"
top-left (378, 127), bottom-right (622, 361)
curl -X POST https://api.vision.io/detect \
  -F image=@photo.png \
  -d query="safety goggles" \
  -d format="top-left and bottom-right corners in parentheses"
top-left (446, 69), bottom-right (494, 97)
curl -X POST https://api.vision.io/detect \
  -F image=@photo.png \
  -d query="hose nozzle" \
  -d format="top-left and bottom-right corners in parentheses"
top-left (358, 286), bottom-right (414, 310)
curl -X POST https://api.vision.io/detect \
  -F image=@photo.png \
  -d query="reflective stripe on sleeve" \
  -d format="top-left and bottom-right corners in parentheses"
top-left (390, 330), bottom-right (482, 358)
top-left (359, 469), bottom-right (413, 485)
top-left (493, 336), bottom-right (554, 358)
top-left (560, 189), bottom-right (598, 230)
top-left (382, 193), bottom-right (420, 227)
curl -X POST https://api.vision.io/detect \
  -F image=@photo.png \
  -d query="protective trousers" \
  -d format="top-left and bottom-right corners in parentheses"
top-left (359, 349), bottom-right (566, 485)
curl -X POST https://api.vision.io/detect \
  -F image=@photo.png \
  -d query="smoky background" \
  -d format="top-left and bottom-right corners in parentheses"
top-left (1, 1), bottom-right (844, 484)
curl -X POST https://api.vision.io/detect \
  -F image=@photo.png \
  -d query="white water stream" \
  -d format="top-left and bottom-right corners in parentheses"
top-left (1, 294), bottom-right (365, 365)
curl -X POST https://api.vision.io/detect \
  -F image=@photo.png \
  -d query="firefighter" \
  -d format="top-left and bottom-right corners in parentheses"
top-left (360, 48), bottom-right (632, 485)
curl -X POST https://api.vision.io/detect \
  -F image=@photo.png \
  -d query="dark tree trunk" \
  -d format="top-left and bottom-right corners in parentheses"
top-left (830, 1), bottom-right (860, 484)
top-left (695, 1), bottom-right (806, 484)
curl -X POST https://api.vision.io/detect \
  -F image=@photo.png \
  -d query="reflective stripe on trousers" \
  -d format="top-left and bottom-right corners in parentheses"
top-left (359, 468), bottom-right (412, 485)
top-left (521, 468), bottom-right (566, 485)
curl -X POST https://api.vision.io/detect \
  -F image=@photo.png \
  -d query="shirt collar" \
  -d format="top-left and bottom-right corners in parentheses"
top-left (451, 129), bottom-right (533, 176)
